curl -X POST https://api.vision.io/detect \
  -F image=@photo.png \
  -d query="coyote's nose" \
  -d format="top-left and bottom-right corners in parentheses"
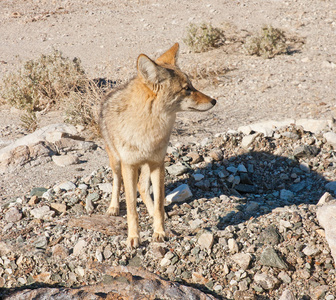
top-left (211, 99), bottom-right (217, 106)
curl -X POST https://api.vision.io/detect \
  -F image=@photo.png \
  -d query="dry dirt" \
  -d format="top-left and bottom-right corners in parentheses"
top-left (1, 0), bottom-right (336, 199)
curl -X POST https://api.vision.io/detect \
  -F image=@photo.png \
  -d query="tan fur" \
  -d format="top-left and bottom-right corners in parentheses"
top-left (99, 43), bottom-right (216, 248)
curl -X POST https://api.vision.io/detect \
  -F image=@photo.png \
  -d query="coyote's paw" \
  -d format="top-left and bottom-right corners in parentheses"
top-left (153, 231), bottom-right (166, 242)
top-left (106, 207), bottom-right (119, 216)
top-left (127, 237), bottom-right (140, 249)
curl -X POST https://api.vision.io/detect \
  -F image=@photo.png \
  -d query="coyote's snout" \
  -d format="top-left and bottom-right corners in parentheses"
top-left (99, 43), bottom-right (216, 248)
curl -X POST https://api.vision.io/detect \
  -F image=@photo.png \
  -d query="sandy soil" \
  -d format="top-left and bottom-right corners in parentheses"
top-left (1, 0), bottom-right (336, 200)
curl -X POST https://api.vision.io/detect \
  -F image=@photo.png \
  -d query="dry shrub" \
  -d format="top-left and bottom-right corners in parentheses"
top-left (20, 111), bottom-right (38, 133)
top-left (184, 23), bottom-right (225, 53)
top-left (1, 50), bottom-right (87, 111)
top-left (244, 25), bottom-right (290, 58)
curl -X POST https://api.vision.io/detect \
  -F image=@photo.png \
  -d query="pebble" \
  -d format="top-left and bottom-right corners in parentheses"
top-left (197, 232), bottom-right (214, 250)
top-left (73, 239), bottom-right (87, 256)
top-left (30, 206), bottom-right (55, 219)
top-left (52, 154), bottom-right (79, 167)
top-left (260, 247), bottom-right (288, 269)
top-left (98, 183), bottom-right (112, 193)
top-left (165, 164), bottom-right (189, 176)
top-left (279, 289), bottom-right (295, 300)
top-left (228, 238), bottom-right (239, 254)
top-left (56, 181), bottom-right (76, 191)
top-left (5, 207), bottom-right (22, 222)
top-left (166, 184), bottom-right (192, 203)
top-left (302, 245), bottom-right (321, 256)
top-left (253, 272), bottom-right (279, 290)
top-left (280, 189), bottom-right (294, 200)
top-left (231, 253), bottom-right (251, 270)
top-left (193, 173), bottom-right (204, 181)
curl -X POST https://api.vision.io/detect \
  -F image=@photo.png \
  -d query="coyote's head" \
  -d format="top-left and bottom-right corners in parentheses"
top-left (136, 43), bottom-right (217, 113)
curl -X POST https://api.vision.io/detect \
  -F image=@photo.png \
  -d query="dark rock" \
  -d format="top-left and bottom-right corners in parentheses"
top-left (260, 247), bottom-right (288, 269)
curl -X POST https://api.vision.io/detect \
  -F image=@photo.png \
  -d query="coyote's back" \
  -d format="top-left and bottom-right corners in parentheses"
top-left (99, 43), bottom-right (216, 248)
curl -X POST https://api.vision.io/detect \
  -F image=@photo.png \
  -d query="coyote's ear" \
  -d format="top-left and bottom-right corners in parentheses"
top-left (155, 43), bottom-right (179, 66)
top-left (137, 54), bottom-right (166, 84)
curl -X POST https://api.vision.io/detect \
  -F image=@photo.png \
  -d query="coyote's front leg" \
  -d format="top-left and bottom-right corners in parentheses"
top-left (150, 163), bottom-right (166, 242)
top-left (121, 163), bottom-right (140, 248)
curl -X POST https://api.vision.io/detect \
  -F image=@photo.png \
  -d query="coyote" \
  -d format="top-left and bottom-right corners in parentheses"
top-left (99, 43), bottom-right (216, 248)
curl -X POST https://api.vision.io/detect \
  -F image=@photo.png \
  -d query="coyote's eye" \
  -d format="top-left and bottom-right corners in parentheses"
top-left (183, 86), bottom-right (192, 93)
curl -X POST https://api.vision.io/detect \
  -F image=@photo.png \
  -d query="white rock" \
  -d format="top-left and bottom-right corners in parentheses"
top-left (317, 192), bottom-right (334, 206)
top-left (73, 239), bottom-right (87, 256)
top-left (30, 206), bottom-right (55, 220)
top-left (231, 253), bottom-right (251, 270)
top-left (316, 201), bottom-right (336, 268)
top-left (52, 154), bottom-right (79, 167)
top-left (324, 132), bottom-right (336, 148)
top-left (189, 219), bottom-right (204, 230)
top-left (56, 181), bottom-right (76, 191)
top-left (302, 245), bottom-right (321, 256)
top-left (241, 133), bottom-right (258, 148)
top-left (296, 119), bottom-right (331, 134)
top-left (98, 183), bottom-right (113, 193)
top-left (238, 125), bottom-right (252, 135)
top-left (165, 184), bottom-right (192, 204)
top-left (228, 238), bottom-right (239, 253)
top-left (254, 272), bottom-right (279, 290)
top-left (279, 289), bottom-right (295, 300)
top-left (160, 257), bottom-right (171, 267)
top-left (197, 232), bottom-right (214, 250)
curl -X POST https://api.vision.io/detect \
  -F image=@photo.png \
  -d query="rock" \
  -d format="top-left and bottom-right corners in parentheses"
top-left (193, 173), bottom-right (204, 181)
top-left (259, 226), bottom-right (282, 246)
top-left (279, 289), bottom-right (295, 300)
top-left (241, 133), bottom-right (258, 148)
top-left (253, 272), bottom-right (279, 290)
top-left (280, 189), bottom-right (294, 200)
top-left (245, 201), bottom-right (259, 213)
top-left (260, 247), bottom-right (288, 269)
top-left (325, 181), bottom-right (336, 193)
top-left (5, 207), bottom-right (22, 222)
top-left (324, 132), bottom-right (336, 148)
top-left (186, 152), bottom-right (202, 164)
top-left (166, 164), bottom-right (189, 176)
top-left (234, 290), bottom-right (256, 300)
top-left (56, 181), bottom-right (76, 191)
top-left (28, 195), bottom-right (39, 205)
top-left (192, 272), bottom-right (208, 285)
top-left (237, 163), bottom-right (247, 173)
top-left (302, 245), bottom-right (321, 256)
top-left (0, 242), bottom-right (12, 255)
top-left (209, 149), bottom-right (223, 161)
top-left (238, 125), bottom-right (253, 135)
top-left (317, 192), bottom-right (334, 205)
top-left (98, 183), bottom-right (113, 193)
top-left (52, 154), bottom-right (79, 167)
top-left (87, 192), bottom-right (100, 202)
top-left (52, 244), bottom-right (70, 258)
top-left (231, 253), bottom-right (251, 270)
top-left (30, 187), bottom-right (48, 197)
top-left (50, 203), bottom-right (67, 213)
top-left (160, 257), bottom-right (171, 267)
top-left (235, 184), bottom-right (257, 194)
top-left (85, 198), bottom-right (94, 214)
top-left (73, 239), bottom-right (87, 256)
top-left (166, 184), bottom-right (192, 203)
top-left (296, 119), bottom-right (331, 133)
top-left (4, 264), bottom-right (218, 299)
top-left (311, 285), bottom-right (329, 299)
top-left (293, 145), bottom-right (318, 158)
top-left (30, 206), bottom-right (55, 220)
top-left (228, 238), bottom-right (239, 253)
top-left (189, 219), bottom-right (204, 230)
top-left (278, 271), bottom-right (292, 284)
top-left (198, 232), bottom-right (214, 250)
top-left (316, 201), bottom-right (336, 268)
top-left (33, 236), bottom-right (48, 249)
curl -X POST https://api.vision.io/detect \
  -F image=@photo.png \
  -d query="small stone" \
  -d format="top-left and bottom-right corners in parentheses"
top-left (253, 272), bottom-right (279, 290)
top-left (103, 247), bottom-right (113, 260)
top-left (5, 207), bottom-right (22, 222)
top-left (227, 166), bottom-right (238, 174)
top-left (260, 247), bottom-right (288, 269)
top-left (241, 133), bottom-right (258, 148)
top-left (85, 198), bottom-right (94, 214)
top-left (280, 189), bottom-right (294, 200)
top-left (33, 236), bottom-right (48, 249)
top-left (237, 164), bottom-right (247, 173)
top-left (324, 132), bottom-right (336, 147)
top-left (166, 184), bottom-right (192, 203)
top-left (160, 257), bottom-right (171, 267)
top-left (57, 181), bottom-right (76, 191)
top-left (42, 190), bottom-right (53, 201)
top-left (98, 183), bottom-right (112, 194)
top-left (30, 187), bottom-right (48, 197)
top-left (52, 154), bottom-right (79, 167)
top-left (302, 245), bottom-right (321, 256)
top-left (73, 239), bottom-right (87, 256)
top-left (317, 192), bottom-right (334, 206)
top-left (166, 164), bottom-right (188, 176)
top-left (193, 173), bottom-right (204, 181)
top-left (192, 272), bottom-right (208, 284)
top-left (87, 192), bottom-right (100, 202)
top-left (231, 253), bottom-right (251, 270)
top-left (186, 152), bottom-right (202, 164)
top-left (209, 149), bottom-right (223, 161)
top-left (198, 232), bottom-right (214, 250)
top-left (50, 203), bottom-right (67, 213)
top-left (190, 219), bottom-right (204, 230)
top-left (311, 285), bottom-right (329, 299)
top-left (75, 266), bottom-right (85, 277)
top-left (279, 289), bottom-right (295, 300)
top-left (228, 238), bottom-right (239, 254)
top-left (259, 226), bottom-right (282, 245)
top-left (28, 195), bottom-right (39, 206)
top-left (96, 250), bottom-right (103, 262)
top-left (52, 244), bottom-right (70, 259)
top-left (278, 271), bottom-right (291, 283)
top-left (325, 181), bottom-right (336, 193)
top-left (152, 244), bottom-right (166, 258)
top-left (30, 206), bottom-right (55, 220)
